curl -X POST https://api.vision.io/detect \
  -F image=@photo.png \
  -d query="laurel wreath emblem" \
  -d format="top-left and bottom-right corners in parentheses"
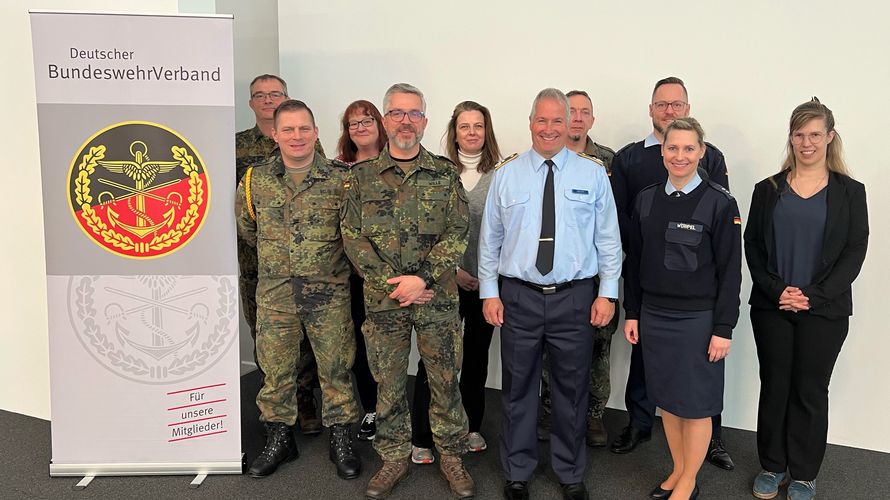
top-left (74, 145), bottom-right (205, 254)
top-left (73, 276), bottom-right (236, 382)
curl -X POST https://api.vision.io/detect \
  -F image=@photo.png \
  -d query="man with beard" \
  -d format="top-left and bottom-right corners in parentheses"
top-left (342, 83), bottom-right (474, 499)
top-left (236, 74), bottom-right (325, 436)
top-left (609, 76), bottom-right (735, 471)
top-left (538, 89), bottom-right (620, 448)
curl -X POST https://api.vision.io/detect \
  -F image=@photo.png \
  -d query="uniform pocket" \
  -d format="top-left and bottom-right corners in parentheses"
top-left (499, 190), bottom-right (530, 228)
top-left (564, 188), bottom-right (595, 227)
top-left (418, 186), bottom-right (448, 234)
top-left (664, 222), bottom-right (703, 272)
top-left (305, 199), bottom-right (340, 242)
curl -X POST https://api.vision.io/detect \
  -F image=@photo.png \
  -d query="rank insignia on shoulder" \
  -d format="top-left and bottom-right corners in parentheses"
top-left (577, 151), bottom-right (605, 166)
top-left (495, 153), bottom-right (519, 171)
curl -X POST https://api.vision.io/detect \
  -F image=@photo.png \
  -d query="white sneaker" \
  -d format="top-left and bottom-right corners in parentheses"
top-left (467, 432), bottom-right (487, 452)
top-left (411, 445), bottom-right (435, 464)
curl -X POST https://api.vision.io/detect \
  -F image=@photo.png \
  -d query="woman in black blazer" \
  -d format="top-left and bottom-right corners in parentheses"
top-left (744, 98), bottom-right (868, 500)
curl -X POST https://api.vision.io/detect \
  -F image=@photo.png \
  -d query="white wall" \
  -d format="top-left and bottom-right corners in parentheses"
top-left (0, 0), bottom-right (179, 420)
top-left (278, 0), bottom-right (890, 452)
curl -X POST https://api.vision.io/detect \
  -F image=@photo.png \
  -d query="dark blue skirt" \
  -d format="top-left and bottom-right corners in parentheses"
top-left (640, 303), bottom-right (724, 419)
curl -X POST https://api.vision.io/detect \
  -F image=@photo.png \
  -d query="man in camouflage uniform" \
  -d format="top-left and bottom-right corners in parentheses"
top-left (237, 100), bottom-right (360, 479)
top-left (539, 90), bottom-right (621, 448)
top-left (236, 74), bottom-right (325, 436)
top-left (341, 83), bottom-right (475, 500)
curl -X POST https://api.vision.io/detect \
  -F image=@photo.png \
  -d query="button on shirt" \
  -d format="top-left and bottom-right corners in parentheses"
top-left (478, 147), bottom-right (622, 299)
top-left (665, 172), bottom-right (702, 196)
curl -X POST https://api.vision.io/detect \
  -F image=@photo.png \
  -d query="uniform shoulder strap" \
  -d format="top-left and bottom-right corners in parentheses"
top-left (245, 166), bottom-right (257, 221)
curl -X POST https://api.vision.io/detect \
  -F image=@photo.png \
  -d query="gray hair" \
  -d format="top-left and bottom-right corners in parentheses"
top-left (530, 88), bottom-right (570, 121)
top-left (383, 83), bottom-right (427, 113)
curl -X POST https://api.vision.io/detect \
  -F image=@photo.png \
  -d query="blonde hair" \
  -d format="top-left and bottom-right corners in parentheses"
top-left (781, 97), bottom-right (850, 177)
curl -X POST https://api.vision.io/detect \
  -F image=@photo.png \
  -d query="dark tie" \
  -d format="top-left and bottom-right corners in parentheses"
top-left (671, 191), bottom-right (684, 198)
top-left (536, 159), bottom-right (556, 276)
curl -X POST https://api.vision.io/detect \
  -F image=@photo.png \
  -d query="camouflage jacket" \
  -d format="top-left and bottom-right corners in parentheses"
top-left (584, 136), bottom-right (616, 175)
top-left (236, 154), bottom-right (350, 313)
top-left (235, 125), bottom-right (326, 184)
top-left (342, 145), bottom-right (469, 312)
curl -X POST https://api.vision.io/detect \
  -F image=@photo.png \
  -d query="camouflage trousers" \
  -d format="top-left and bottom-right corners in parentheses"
top-left (542, 296), bottom-right (621, 419)
top-left (364, 305), bottom-right (468, 461)
top-left (255, 302), bottom-right (359, 427)
top-left (239, 236), bottom-right (318, 393)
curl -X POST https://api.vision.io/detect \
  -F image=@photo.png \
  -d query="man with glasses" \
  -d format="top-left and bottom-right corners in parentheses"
top-left (609, 76), bottom-right (735, 471)
top-left (342, 83), bottom-right (474, 500)
top-left (538, 90), bottom-right (620, 449)
top-left (236, 74), bottom-right (325, 437)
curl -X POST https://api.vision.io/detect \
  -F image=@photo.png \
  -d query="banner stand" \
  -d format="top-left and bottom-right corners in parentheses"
top-left (30, 10), bottom-right (241, 483)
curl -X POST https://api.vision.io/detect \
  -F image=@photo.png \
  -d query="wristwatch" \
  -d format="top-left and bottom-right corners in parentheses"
top-left (606, 297), bottom-right (618, 304)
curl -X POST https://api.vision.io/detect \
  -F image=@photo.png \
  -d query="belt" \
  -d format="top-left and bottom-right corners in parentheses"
top-left (507, 277), bottom-right (590, 295)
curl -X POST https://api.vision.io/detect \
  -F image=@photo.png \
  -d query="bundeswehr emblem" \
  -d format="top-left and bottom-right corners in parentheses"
top-left (68, 121), bottom-right (210, 258)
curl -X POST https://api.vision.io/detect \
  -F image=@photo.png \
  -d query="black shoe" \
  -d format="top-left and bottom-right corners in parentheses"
top-left (649, 485), bottom-right (672, 499)
top-left (329, 423), bottom-right (361, 479)
top-left (503, 480), bottom-right (529, 500)
top-left (536, 412), bottom-right (551, 441)
top-left (707, 437), bottom-right (735, 470)
top-left (248, 422), bottom-right (298, 477)
top-left (560, 482), bottom-right (589, 500)
top-left (357, 412), bottom-right (376, 441)
top-left (610, 426), bottom-right (651, 454)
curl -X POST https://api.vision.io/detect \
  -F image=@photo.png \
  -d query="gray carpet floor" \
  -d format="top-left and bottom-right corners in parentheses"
top-left (3, 370), bottom-right (887, 499)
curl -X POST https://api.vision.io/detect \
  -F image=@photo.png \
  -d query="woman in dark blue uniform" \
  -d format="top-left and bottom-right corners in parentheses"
top-left (745, 98), bottom-right (868, 500)
top-left (623, 117), bottom-right (742, 500)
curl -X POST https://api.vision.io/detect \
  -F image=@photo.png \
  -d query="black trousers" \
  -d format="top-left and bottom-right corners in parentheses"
top-left (500, 277), bottom-right (594, 483)
top-left (412, 287), bottom-right (495, 447)
top-left (751, 307), bottom-right (848, 481)
top-left (349, 274), bottom-right (377, 413)
top-left (625, 330), bottom-right (724, 436)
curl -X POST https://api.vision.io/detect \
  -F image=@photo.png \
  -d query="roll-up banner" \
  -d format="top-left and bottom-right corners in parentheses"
top-left (30, 11), bottom-right (241, 477)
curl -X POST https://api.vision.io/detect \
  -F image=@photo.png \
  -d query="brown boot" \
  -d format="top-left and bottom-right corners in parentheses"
top-left (297, 391), bottom-right (322, 436)
top-left (585, 415), bottom-right (608, 447)
top-left (365, 459), bottom-right (409, 499)
top-left (439, 454), bottom-right (475, 499)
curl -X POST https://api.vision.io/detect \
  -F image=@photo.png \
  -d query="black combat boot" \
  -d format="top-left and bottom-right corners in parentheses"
top-left (329, 423), bottom-right (361, 479)
top-left (248, 422), bottom-right (299, 478)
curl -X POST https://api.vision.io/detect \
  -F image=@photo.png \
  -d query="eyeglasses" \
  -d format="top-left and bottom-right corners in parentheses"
top-left (652, 101), bottom-right (688, 112)
top-left (348, 117), bottom-right (376, 130)
top-left (251, 91), bottom-right (287, 101)
top-left (790, 131), bottom-right (827, 145)
top-left (386, 109), bottom-right (425, 123)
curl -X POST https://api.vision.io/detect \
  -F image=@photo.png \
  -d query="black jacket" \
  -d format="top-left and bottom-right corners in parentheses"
top-left (744, 170), bottom-right (869, 318)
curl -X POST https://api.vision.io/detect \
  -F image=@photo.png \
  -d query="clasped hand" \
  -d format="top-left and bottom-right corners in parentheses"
top-left (779, 286), bottom-right (809, 312)
top-left (387, 275), bottom-right (434, 307)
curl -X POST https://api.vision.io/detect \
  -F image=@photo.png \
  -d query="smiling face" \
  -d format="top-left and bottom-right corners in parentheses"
top-left (347, 111), bottom-right (380, 151)
top-left (568, 94), bottom-right (594, 142)
top-left (455, 110), bottom-right (485, 155)
top-left (248, 78), bottom-right (288, 122)
top-left (662, 128), bottom-right (704, 184)
top-left (790, 117), bottom-right (834, 170)
top-left (272, 109), bottom-right (318, 166)
top-left (530, 97), bottom-right (568, 158)
top-left (649, 83), bottom-right (690, 135)
top-left (383, 92), bottom-right (427, 156)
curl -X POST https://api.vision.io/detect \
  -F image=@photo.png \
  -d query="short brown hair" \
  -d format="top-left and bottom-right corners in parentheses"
top-left (249, 74), bottom-right (288, 96)
top-left (273, 99), bottom-right (314, 127)
top-left (652, 76), bottom-right (687, 101)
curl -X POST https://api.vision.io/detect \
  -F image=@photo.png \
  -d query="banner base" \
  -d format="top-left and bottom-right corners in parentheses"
top-left (50, 458), bottom-right (243, 477)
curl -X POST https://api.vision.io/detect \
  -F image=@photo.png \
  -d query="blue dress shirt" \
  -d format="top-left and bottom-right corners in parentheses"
top-left (664, 172), bottom-right (702, 195)
top-left (478, 147), bottom-right (622, 299)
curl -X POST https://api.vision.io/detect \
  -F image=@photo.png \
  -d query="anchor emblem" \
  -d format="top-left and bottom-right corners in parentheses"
top-left (67, 121), bottom-right (210, 258)
top-left (97, 141), bottom-right (182, 239)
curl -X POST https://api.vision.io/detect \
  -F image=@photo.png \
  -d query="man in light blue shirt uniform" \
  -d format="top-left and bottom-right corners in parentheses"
top-left (479, 88), bottom-right (622, 500)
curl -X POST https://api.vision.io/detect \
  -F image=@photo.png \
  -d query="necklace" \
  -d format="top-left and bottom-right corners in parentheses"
top-left (790, 171), bottom-right (828, 199)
